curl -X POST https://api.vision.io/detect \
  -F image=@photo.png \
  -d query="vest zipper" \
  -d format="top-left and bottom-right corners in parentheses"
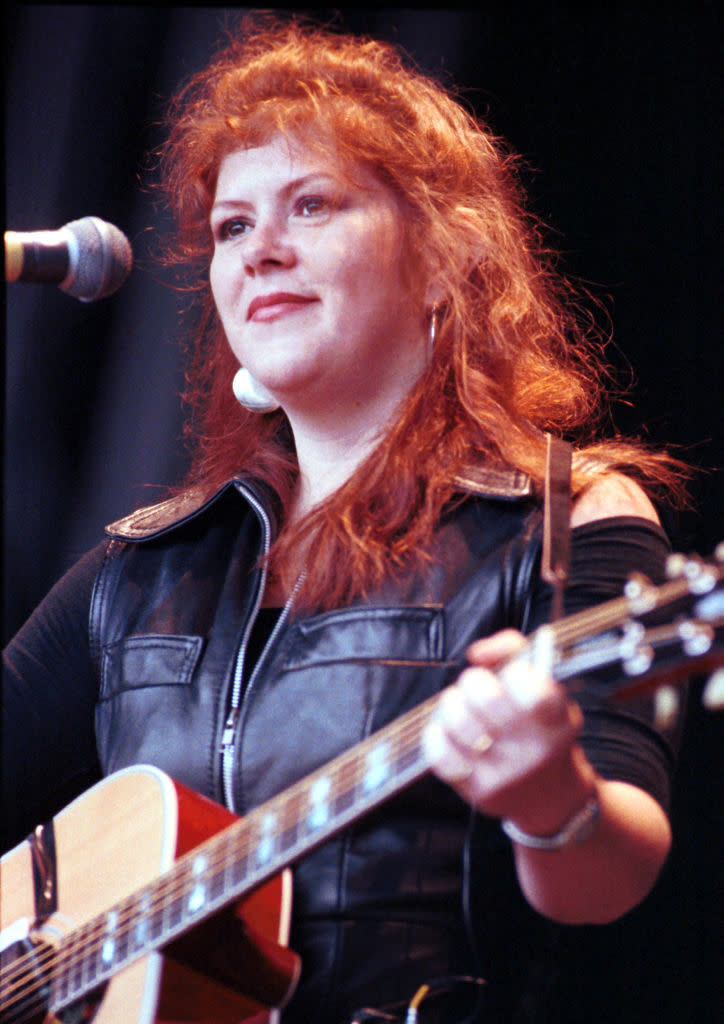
top-left (220, 482), bottom-right (302, 814)
top-left (221, 483), bottom-right (271, 812)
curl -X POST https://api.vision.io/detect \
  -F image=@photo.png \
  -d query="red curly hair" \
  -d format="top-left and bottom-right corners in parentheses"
top-left (158, 15), bottom-right (687, 610)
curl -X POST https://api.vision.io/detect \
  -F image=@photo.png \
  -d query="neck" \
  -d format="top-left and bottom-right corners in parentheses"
top-left (287, 416), bottom-right (383, 524)
top-left (280, 360), bottom-right (424, 522)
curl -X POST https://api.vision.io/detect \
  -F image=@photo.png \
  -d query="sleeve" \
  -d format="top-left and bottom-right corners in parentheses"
top-left (526, 516), bottom-right (683, 814)
top-left (1, 542), bottom-right (108, 852)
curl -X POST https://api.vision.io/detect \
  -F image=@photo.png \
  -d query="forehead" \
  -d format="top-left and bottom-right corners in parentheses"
top-left (213, 133), bottom-right (385, 200)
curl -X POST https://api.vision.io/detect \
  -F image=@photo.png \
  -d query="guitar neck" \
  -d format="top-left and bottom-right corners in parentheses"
top-left (50, 694), bottom-right (438, 1013)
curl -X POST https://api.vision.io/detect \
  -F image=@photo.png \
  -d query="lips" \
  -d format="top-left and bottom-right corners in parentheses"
top-left (247, 292), bottom-right (317, 321)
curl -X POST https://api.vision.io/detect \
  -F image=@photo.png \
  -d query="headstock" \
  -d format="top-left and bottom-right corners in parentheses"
top-left (533, 543), bottom-right (724, 724)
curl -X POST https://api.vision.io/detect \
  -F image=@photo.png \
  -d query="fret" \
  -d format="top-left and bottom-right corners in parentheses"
top-left (208, 858), bottom-right (227, 903)
top-left (229, 846), bottom-right (249, 887)
top-left (114, 905), bottom-right (130, 964)
top-left (78, 922), bottom-right (97, 996)
top-left (80, 921), bottom-right (98, 994)
top-left (92, 917), bottom-right (113, 985)
top-left (271, 789), bottom-right (302, 857)
top-left (213, 828), bottom-right (237, 901)
top-left (333, 785), bottom-right (356, 816)
top-left (62, 921), bottom-right (91, 1001)
top-left (148, 898), bottom-right (166, 943)
top-left (279, 818), bottom-right (300, 852)
top-left (395, 739), bottom-right (421, 775)
top-left (165, 872), bottom-right (186, 932)
top-left (52, 937), bottom-right (73, 1005)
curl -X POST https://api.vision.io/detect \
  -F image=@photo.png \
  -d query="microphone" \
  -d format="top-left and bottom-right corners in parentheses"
top-left (5, 216), bottom-right (133, 301)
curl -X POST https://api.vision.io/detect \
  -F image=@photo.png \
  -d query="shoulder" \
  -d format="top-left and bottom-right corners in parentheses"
top-left (571, 472), bottom-right (660, 528)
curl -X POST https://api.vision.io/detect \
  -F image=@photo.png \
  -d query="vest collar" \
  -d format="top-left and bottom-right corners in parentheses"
top-left (106, 464), bottom-right (533, 542)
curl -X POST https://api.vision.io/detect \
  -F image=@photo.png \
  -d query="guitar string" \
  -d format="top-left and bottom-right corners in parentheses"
top-left (553, 569), bottom-right (721, 648)
top-left (0, 699), bottom-right (436, 1015)
top-left (4, 566), bottom-right (718, 1015)
top-left (0, 735), bottom-right (425, 1019)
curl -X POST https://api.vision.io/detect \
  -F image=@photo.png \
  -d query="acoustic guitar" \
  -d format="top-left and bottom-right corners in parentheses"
top-left (2, 548), bottom-right (722, 1024)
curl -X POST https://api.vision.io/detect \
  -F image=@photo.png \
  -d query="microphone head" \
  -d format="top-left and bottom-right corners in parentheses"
top-left (62, 216), bottom-right (133, 301)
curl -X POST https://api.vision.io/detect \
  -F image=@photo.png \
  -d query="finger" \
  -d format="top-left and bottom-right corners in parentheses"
top-left (422, 717), bottom-right (475, 783)
top-left (466, 629), bottom-right (526, 667)
top-left (458, 662), bottom-right (575, 742)
top-left (436, 679), bottom-right (498, 752)
top-left (458, 660), bottom-right (553, 724)
top-left (498, 658), bottom-right (551, 709)
top-left (456, 666), bottom-right (504, 710)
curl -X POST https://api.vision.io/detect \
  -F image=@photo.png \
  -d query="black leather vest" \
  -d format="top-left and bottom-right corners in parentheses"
top-left (91, 469), bottom-right (546, 1022)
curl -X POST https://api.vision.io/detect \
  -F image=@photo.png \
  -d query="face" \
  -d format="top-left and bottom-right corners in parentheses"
top-left (209, 135), bottom-right (429, 421)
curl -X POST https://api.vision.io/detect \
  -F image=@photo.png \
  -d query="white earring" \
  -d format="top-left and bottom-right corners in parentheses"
top-left (232, 367), bottom-right (280, 413)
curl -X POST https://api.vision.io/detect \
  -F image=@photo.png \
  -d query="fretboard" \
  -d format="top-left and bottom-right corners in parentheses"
top-left (50, 692), bottom-right (439, 1012)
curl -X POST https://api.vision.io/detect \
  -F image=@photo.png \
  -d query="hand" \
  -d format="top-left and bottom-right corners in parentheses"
top-left (423, 630), bottom-right (591, 829)
top-left (424, 627), bottom-right (672, 924)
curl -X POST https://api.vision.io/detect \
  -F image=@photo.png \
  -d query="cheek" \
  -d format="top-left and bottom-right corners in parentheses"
top-left (209, 250), bottom-right (242, 309)
top-left (375, 218), bottom-right (412, 294)
top-left (343, 221), bottom-right (407, 297)
top-left (208, 254), bottom-right (225, 307)
top-left (208, 256), bottom-right (246, 358)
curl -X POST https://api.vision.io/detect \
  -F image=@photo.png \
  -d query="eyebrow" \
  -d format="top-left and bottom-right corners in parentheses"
top-left (210, 172), bottom-right (341, 216)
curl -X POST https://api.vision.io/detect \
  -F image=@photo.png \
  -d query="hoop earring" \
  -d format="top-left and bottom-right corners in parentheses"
top-left (232, 367), bottom-right (280, 413)
top-left (429, 307), bottom-right (439, 350)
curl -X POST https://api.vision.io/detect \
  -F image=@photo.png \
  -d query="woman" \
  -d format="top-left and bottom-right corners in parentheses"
top-left (3, 17), bottom-right (688, 1023)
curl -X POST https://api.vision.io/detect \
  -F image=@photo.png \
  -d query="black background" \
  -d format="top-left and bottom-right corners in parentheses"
top-left (4, 5), bottom-right (722, 1021)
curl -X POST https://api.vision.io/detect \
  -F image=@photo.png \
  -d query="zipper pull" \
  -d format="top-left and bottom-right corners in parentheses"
top-left (222, 709), bottom-right (238, 749)
top-left (221, 708), bottom-right (240, 811)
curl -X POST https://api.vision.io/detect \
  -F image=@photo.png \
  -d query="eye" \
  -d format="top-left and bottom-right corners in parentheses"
top-left (295, 195), bottom-right (329, 217)
top-left (214, 216), bottom-right (252, 242)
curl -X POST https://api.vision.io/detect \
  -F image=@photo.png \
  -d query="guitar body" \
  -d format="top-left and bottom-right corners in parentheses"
top-left (0, 766), bottom-right (299, 1024)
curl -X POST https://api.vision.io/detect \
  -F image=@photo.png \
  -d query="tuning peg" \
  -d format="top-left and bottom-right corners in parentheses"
top-left (665, 553), bottom-right (688, 578)
top-left (665, 553), bottom-right (717, 594)
top-left (620, 621), bottom-right (654, 676)
top-left (702, 669), bottom-right (724, 710)
top-left (677, 619), bottom-right (714, 657)
top-left (623, 573), bottom-right (656, 613)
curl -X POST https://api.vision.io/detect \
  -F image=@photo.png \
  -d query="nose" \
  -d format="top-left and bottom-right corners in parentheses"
top-left (243, 217), bottom-right (296, 277)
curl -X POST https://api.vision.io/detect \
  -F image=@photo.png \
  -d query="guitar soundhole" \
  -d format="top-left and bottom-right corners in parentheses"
top-left (0, 935), bottom-right (53, 1024)
top-left (0, 935), bottom-right (106, 1024)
